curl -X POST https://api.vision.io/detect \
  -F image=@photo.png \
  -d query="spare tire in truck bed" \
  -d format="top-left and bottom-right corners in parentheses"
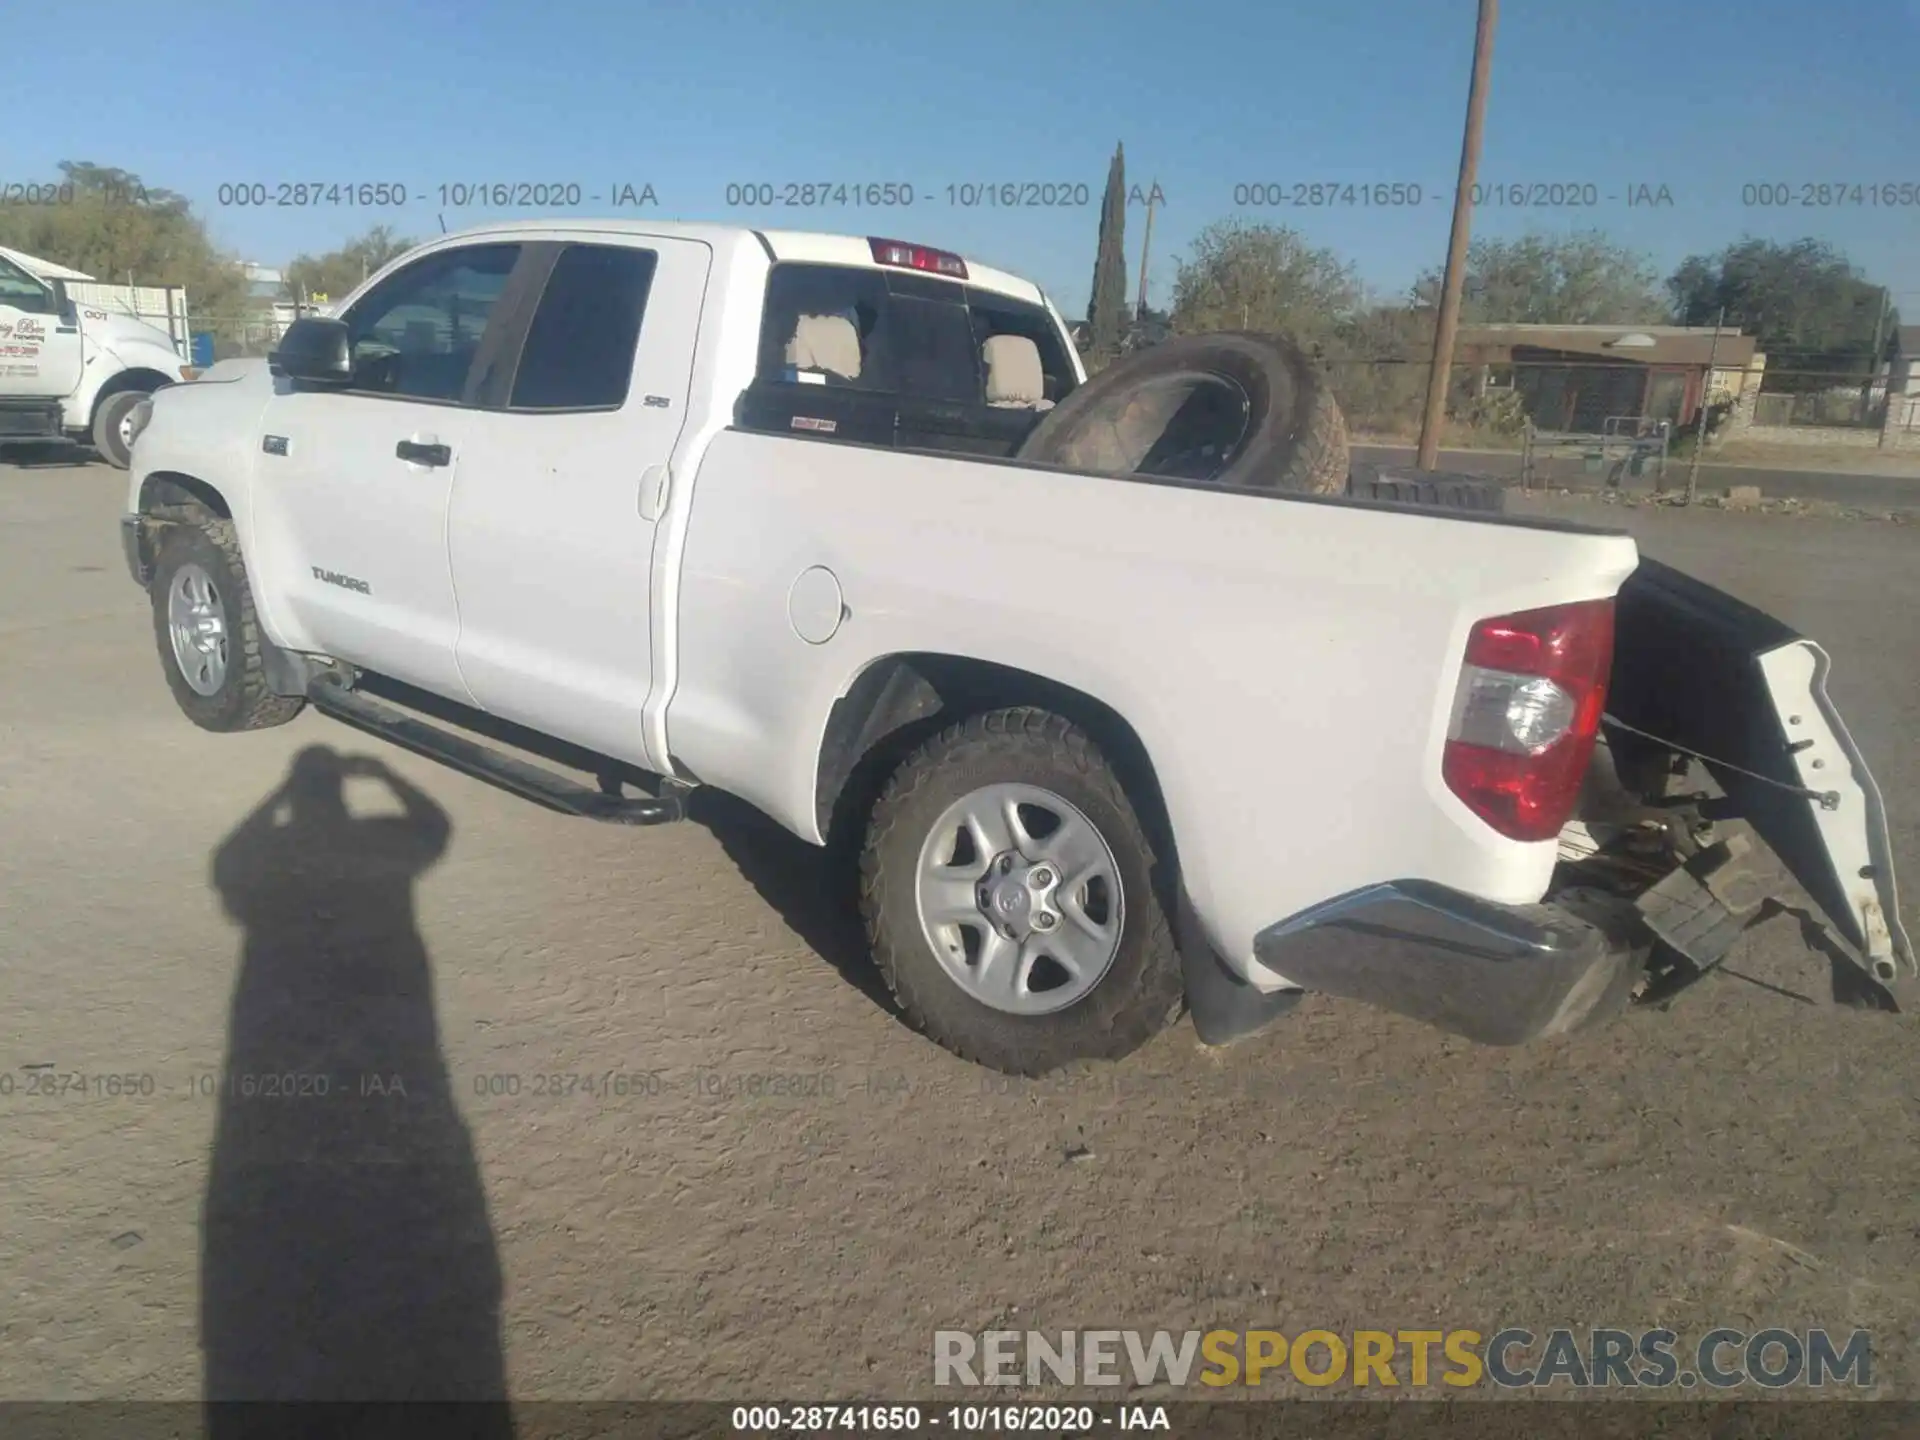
top-left (1015, 331), bottom-right (1349, 494)
top-left (1347, 463), bottom-right (1507, 514)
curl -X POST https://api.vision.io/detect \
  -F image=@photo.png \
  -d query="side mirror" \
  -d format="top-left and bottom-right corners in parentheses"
top-left (49, 277), bottom-right (78, 325)
top-left (268, 317), bottom-right (354, 386)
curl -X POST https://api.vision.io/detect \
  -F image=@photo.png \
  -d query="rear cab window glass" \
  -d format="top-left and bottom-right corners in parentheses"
top-left (886, 288), bottom-right (981, 403)
top-left (741, 260), bottom-right (1078, 453)
top-left (742, 263), bottom-right (897, 446)
top-left (756, 265), bottom-right (891, 391)
top-left (968, 290), bottom-right (1076, 405)
top-left (509, 244), bottom-right (658, 409)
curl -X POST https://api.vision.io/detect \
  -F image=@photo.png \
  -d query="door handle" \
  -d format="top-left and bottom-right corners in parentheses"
top-left (638, 463), bottom-right (670, 520)
top-left (396, 439), bottom-right (451, 467)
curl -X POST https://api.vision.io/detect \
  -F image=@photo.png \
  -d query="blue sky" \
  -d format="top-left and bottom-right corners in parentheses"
top-left (6, 0), bottom-right (1918, 318)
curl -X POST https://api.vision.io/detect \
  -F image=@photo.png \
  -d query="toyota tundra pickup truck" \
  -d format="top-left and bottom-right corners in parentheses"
top-left (117, 221), bottom-right (1912, 1074)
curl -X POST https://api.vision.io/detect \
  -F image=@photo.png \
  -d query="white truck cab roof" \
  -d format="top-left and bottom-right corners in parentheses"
top-left (393, 219), bottom-right (1049, 307)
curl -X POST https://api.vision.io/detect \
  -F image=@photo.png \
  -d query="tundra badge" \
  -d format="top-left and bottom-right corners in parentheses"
top-left (312, 567), bottom-right (371, 595)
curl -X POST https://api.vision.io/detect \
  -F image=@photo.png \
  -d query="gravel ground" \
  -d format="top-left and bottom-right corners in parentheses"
top-left (1, 463), bottom-right (1915, 1404)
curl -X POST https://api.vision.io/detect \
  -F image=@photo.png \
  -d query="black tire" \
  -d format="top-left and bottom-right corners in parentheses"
top-left (148, 511), bottom-right (306, 732)
top-left (1016, 331), bottom-right (1349, 494)
top-left (859, 707), bottom-right (1185, 1075)
top-left (1347, 465), bottom-right (1507, 514)
top-left (92, 389), bottom-right (149, 470)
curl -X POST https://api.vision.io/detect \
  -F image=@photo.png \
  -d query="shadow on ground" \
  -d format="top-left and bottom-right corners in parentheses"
top-left (351, 673), bottom-right (902, 1020)
top-left (0, 441), bottom-right (94, 469)
top-left (198, 744), bottom-right (513, 1435)
top-left (691, 787), bottom-right (898, 1016)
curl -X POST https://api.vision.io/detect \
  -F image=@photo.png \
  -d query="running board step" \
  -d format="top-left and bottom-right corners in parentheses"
top-left (305, 675), bottom-right (684, 826)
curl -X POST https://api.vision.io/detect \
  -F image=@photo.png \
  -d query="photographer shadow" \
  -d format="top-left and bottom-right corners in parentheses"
top-left (199, 744), bottom-right (512, 1437)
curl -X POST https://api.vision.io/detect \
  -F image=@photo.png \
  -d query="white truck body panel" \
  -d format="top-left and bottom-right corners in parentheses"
top-left (667, 431), bottom-right (1639, 976)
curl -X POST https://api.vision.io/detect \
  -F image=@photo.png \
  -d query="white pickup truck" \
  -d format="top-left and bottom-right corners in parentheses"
top-left (118, 220), bottom-right (1912, 1074)
top-left (0, 250), bottom-right (195, 468)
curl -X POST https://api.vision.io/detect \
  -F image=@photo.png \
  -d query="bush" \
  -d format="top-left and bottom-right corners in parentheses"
top-left (1456, 387), bottom-right (1529, 437)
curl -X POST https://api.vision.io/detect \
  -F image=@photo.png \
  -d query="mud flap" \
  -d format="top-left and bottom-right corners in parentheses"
top-left (1608, 558), bottom-right (1912, 986)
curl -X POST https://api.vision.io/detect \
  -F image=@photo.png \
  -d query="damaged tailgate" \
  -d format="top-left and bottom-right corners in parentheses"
top-left (1606, 557), bottom-right (1913, 985)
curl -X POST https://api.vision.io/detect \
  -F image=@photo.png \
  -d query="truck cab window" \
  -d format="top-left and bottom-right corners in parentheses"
top-left (340, 243), bottom-right (520, 403)
top-left (0, 257), bottom-right (57, 315)
top-left (509, 244), bottom-right (658, 410)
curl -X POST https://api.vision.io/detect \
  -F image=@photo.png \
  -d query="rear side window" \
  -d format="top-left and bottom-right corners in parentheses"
top-left (509, 244), bottom-right (657, 409)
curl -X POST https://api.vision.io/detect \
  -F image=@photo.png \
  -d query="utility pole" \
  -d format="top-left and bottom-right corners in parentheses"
top-left (1866, 284), bottom-right (1890, 446)
top-left (1683, 306), bottom-right (1724, 505)
top-left (1136, 188), bottom-right (1156, 322)
top-left (1416, 0), bottom-right (1499, 472)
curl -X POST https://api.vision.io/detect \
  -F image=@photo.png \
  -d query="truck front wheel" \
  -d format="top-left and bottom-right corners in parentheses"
top-left (148, 512), bottom-right (305, 732)
top-left (93, 390), bottom-right (150, 470)
top-left (859, 708), bottom-right (1184, 1075)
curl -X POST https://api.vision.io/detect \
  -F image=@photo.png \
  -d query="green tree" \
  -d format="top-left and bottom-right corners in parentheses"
top-left (284, 225), bottom-right (418, 305)
top-left (1667, 237), bottom-right (1893, 392)
top-left (1413, 231), bottom-right (1667, 325)
top-left (1324, 302), bottom-right (1435, 435)
top-left (1085, 144), bottom-right (1129, 360)
top-left (0, 160), bottom-right (250, 327)
top-left (1169, 219), bottom-right (1364, 357)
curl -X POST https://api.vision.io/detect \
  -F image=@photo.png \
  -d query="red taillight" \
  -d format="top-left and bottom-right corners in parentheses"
top-left (868, 236), bottom-right (968, 279)
top-left (1442, 598), bottom-right (1615, 843)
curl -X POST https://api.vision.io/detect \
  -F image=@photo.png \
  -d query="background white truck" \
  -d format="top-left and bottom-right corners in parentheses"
top-left (0, 248), bottom-right (195, 468)
top-left (116, 221), bottom-right (1911, 1073)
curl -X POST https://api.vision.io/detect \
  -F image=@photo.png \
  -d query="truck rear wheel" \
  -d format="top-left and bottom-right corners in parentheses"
top-left (148, 512), bottom-right (306, 732)
top-left (859, 707), bottom-right (1184, 1075)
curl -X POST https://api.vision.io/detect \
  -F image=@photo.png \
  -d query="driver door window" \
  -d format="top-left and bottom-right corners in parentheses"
top-left (339, 244), bottom-right (520, 403)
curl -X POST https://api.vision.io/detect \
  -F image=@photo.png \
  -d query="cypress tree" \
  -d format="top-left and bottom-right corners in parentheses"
top-left (1087, 143), bottom-right (1129, 357)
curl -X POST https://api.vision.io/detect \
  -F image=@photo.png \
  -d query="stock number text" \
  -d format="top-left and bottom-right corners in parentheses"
top-left (1235, 181), bottom-right (1423, 207)
top-left (725, 182), bottom-right (916, 207)
top-left (1742, 182), bottom-right (1920, 207)
top-left (218, 182), bottom-right (408, 207)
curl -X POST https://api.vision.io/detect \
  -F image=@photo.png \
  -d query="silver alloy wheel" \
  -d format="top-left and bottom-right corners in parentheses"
top-left (167, 562), bottom-right (229, 696)
top-left (913, 782), bottom-right (1125, 1016)
top-left (118, 404), bottom-right (141, 450)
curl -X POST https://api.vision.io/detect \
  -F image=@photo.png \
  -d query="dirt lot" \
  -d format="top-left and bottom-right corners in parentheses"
top-left (1, 461), bottom-right (1916, 1403)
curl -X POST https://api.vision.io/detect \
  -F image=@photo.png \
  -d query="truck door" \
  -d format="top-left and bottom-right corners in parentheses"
top-left (0, 255), bottom-right (85, 401)
top-left (247, 241), bottom-right (528, 702)
top-left (446, 237), bottom-right (711, 771)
